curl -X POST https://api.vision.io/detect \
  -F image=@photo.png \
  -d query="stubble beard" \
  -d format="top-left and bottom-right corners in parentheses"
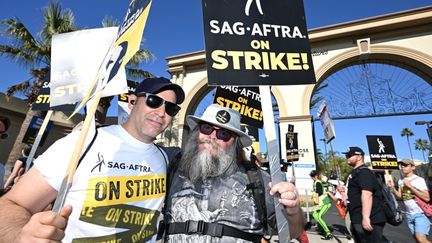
top-left (180, 129), bottom-right (237, 183)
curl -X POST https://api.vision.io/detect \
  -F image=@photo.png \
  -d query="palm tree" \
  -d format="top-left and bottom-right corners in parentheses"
top-left (414, 138), bottom-right (429, 162)
top-left (0, 2), bottom-right (77, 170)
top-left (401, 128), bottom-right (414, 160)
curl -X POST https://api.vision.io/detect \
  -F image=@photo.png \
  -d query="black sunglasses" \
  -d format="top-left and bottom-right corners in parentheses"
top-left (199, 123), bottom-right (234, 142)
top-left (399, 163), bottom-right (411, 168)
top-left (0, 133), bottom-right (8, 139)
top-left (136, 92), bottom-right (180, 117)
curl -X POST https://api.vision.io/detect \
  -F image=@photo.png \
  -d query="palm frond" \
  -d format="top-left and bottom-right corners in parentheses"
top-left (1, 18), bottom-right (39, 49)
top-left (40, 1), bottom-right (76, 44)
top-left (128, 49), bottom-right (155, 66)
top-left (126, 68), bottom-right (154, 80)
top-left (101, 16), bottom-right (120, 27)
top-left (6, 80), bottom-right (31, 97)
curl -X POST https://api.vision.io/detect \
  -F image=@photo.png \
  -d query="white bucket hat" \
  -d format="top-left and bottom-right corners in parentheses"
top-left (187, 104), bottom-right (252, 147)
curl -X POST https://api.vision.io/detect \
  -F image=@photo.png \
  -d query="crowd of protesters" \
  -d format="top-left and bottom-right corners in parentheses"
top-left (1, 79), bottom-right (431, 243)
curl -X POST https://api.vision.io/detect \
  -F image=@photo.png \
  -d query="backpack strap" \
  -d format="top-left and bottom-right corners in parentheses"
top-left (243, 161), bottom-right (270, 235)
top-left (76, 128), bottom-right (99, 169)
top-left (155, 146), bottom-right (182, 240)
top-left (167, 220), bottom-right (261, 243)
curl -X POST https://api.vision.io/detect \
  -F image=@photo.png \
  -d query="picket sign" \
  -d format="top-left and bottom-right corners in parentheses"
top-left (52, 0), bottom-right (152, 212)
top-left (259, 85), bottom-right (290, 243)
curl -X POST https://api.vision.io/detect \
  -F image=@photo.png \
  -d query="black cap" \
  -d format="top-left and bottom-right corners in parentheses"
top-left (343, 146), bottom-right (365, 157)
top-left (309, 170), bottom-right (319, 177)
top-left (135, 77), bottom-right (185, 104)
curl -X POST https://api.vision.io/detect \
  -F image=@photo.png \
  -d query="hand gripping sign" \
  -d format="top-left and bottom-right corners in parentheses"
top-left (53, 0), bottom-right (153, 212)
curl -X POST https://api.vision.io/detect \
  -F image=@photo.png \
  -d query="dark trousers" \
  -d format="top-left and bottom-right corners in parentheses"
top-left (351, 223), bottom-right (385, 243)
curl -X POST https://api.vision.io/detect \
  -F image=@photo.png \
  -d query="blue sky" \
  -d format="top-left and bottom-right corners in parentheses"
top-left (1, 0), bottom-right (431, 160)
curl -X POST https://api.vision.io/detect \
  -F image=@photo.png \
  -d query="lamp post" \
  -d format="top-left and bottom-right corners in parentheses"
top-left (415, 121), bottom-right (432, 162)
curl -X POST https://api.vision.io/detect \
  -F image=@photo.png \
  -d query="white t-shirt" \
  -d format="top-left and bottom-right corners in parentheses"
top-left (398, 175), bottom-right (429, 215)
top-left (35, 125), bottom-right (167, 243)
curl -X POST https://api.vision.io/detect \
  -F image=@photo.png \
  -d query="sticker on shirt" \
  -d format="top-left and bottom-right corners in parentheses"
top-left (74, 174), bottom-right (166, 242)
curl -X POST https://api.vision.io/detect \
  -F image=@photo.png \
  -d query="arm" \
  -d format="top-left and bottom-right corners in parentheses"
top-left (3, 160), bottom-right (23, 189)
top-left (404, 178), bottom-right (430, 202)
top-left (0, 167), bottom-right (71, 242)
top-left (361, 190), bottom-right (373, 231)
top-left (270, 182), bottom-right (304, 238)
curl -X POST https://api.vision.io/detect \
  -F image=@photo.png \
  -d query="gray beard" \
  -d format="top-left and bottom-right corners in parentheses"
top-left (180, 130), bottom-right (237, 183)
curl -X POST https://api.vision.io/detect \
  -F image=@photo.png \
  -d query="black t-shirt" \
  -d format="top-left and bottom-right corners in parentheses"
top-left (347, 166), bottom-right (386, 224)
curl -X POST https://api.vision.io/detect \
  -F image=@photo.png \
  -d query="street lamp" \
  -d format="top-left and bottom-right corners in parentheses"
top-left (414, 121), bottom-right (432, 163)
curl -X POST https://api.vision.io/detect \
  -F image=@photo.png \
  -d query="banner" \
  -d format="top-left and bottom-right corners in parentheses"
top-left (201, 0), bottom-right (315, 86)
top-left (317, 102), bottom-right (336, 143)
top-left (214, 86), bottom-right (263, 128)
top-left (366, 135), bottom-right (398, 170)
top-left (50, 27), bottom-right (127, 107)
top-left (118, 80), bottom-right (138, 124)
top-left (22, 116), bottom-right (53, 146)
top-left (71, 0), bottom-right (152, 116)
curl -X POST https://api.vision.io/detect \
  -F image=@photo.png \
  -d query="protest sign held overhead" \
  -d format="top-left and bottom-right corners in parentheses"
top-left (317, 102), bottom-right (336, 143)
top-left (202, 0), bottom-right (316, 86)
top-left (70, 0), bottom-right (152, 117)
top-left (286, 124), bottom-right (299, 162)
top-left (214, 86), bottom-right (263, 128)
top-left (52, 0), bottom-right (153, 213)
top-left (50, 27), bottom-right (127, 107)
top-left (367, 135), bottom-right (398, 170)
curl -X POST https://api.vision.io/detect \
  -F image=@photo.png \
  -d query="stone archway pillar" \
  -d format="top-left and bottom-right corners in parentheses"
top-left (279, 115), bottom-right (316, 191)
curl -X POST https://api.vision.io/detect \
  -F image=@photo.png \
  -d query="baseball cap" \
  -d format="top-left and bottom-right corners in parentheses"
top-left (186, 104), bottom-right (252, 147)
top-left (309, 170), bottom-right (319, 177)
top-left (135, 77), bottom-right (185, 104)
top-left (398, 158), bottom-right (415, 166)
top-left (343, 146), bottom-right (365, 158)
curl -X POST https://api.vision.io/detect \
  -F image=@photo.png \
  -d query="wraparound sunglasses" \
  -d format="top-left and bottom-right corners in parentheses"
top-left (136, 92), bottom-right (181, 116)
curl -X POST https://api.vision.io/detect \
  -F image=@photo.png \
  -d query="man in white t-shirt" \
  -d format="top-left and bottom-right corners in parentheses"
top-left (0, 77), bottom-right (185, 243)
top-left (388, 159), bottom-right (430, 243)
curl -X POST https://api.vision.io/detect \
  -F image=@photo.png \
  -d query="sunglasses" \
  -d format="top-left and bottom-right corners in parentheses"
top-left (199, 123), bottom-right (234, 142)
top-left (399, 163), bottom-right (411, 168)
top-left (136, 92), bottom-right (180, 117)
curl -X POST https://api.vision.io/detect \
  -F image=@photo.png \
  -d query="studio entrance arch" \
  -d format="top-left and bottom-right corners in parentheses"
top-left (162, 7), bottom-right (432, 189)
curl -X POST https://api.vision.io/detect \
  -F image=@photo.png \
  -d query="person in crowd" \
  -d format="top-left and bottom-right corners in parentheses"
top-left (0, 116), bottom-right (11, 195)
top-left (388, 159), bottom-right (431, 243)
top-left (163, 104), bottom-right (304, 242)
top-left (310, 169), bottom-right (333, 240)
top-left (327, 181), bottom-right (354, 242)
top-left (254, 151), bottom-right (269, 171)
top-left (4, 144), bottom-right (32, 190)
top-left (0, 77), bottom-right (185, 242)
top-left (344, 146), bottom-right (386, 243)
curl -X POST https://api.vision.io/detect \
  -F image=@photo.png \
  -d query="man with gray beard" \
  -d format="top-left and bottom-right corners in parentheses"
top-left (163, 104), bottom-right (303, 242)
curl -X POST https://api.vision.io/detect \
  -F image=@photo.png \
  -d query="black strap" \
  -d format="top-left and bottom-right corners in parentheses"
top-left (167, 221), bottom-right (261, 243)
top-left (76, 128), bottom-right (99, 169)
top-left (244, 162), bottom-right (269, 233)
